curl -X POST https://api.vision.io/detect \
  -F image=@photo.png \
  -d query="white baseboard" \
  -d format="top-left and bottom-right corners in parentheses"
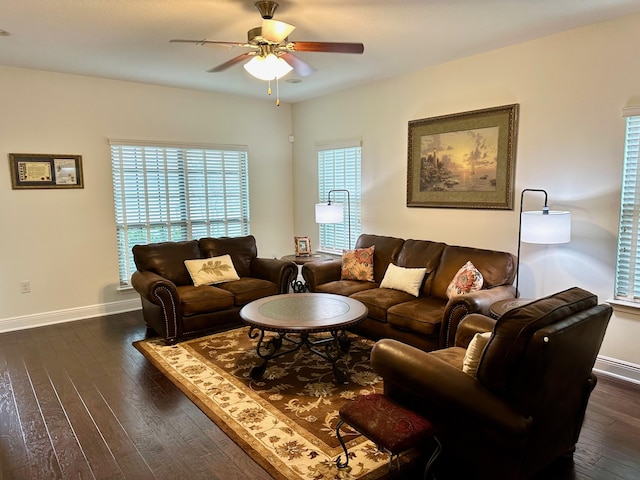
top-left (594, 355), bottom-right (640, 385)
top-left (0, 299), bottom-right (141, 333)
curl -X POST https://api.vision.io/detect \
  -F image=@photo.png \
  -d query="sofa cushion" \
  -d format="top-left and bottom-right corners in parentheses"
top-left (199, 235), bottom-right (257, 278)
top-left (215, 278), bottom-right (278, 305)
top-left (431, 245), bottom-right (516, 299)
top-left (478, 287), bottom-right (597, 393)
top-left (316, 280), bottom-right (380, 297)
top-left (387, 297), bottom-right (447, 336)
top-left (341, 246), bottom-right (375, 281)
top-left (177, 285), bottom-right (235, 315)
top-left (428, 346), bottom-right (466, 370)
top-left (380, 263), bottom-right (427, 297)
top-left (184, 254), bottom-right (240, 286)
top-left (395, 239), bottom-right (447, 296)
top-left (446, 260), bottom-right (483, 298)
top-left (351, 288), bottom-right (416, 323)
top-left (133, 240), bottom-right (201, 286)
top-left (355, 234), bottom-right (405, 283)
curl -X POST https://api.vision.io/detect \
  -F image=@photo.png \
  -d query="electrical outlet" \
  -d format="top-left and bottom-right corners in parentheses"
top-left (20, 280), bottom-right (31, 293)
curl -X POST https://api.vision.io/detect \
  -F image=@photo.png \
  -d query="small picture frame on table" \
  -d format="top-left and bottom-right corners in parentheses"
top-left (294, 236), bottom-right (311, 256)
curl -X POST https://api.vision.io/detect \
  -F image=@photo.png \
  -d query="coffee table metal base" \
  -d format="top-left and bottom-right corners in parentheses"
top-left (248, 326), bottom-right (352, 384)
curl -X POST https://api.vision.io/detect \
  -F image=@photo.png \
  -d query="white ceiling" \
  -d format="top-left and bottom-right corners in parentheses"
top-left (2, 0), bottom-right (640, 104)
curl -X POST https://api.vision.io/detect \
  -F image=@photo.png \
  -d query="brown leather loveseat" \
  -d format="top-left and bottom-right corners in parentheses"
top-left (302, 234), bottom-right (517, 351)
top-left (131, 235), bottom-right (297, 344)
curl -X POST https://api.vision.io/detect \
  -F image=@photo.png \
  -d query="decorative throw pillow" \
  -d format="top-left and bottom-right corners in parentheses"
top-left (380, 263), bottom-right (427, 297)
top-left (446, 260), bottom-right (484, 298)
top-left (462, 331), bottom-right (492, 377)
top-left (341, 246), bottom-right (375, 282)
top-left (184, 254), bottom-right (240, 286)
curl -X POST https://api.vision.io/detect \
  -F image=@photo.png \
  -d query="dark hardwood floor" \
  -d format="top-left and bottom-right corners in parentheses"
top-left (1, 311), bottom-right (639, 480)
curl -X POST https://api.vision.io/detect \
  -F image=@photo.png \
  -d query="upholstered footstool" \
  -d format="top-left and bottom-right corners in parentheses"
top-left (336, 393), bottom-right (441, 479)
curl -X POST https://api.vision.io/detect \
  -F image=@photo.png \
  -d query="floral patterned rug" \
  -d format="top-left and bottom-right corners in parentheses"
top-left (133, 327), bottom-right (397, 480)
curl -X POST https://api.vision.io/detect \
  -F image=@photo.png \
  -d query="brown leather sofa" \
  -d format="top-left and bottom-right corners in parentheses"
top-left (370, 287), bottom-right (612, 479)
top-left (302, 234), bottom-right (517, 351)
top-left (131, 235), bottom-right (297, 344)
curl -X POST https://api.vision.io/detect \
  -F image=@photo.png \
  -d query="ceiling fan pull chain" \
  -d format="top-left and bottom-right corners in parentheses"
top-left (267, 79), bottom-right (272, 96)
top-left (276, 77), bottom-right (281, 106)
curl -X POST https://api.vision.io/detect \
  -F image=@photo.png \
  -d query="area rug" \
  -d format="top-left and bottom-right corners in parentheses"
top-left (133, 327), bottom-right (403, 480)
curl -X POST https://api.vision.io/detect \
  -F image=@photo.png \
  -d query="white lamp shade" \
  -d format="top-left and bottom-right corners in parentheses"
top-left (315, 203), bottom-right (344, 224)
top-left (243, 54), bottom-right (293, 81)
top-left (261, 19), bottom-right (296, 43)
top-left (521, 211), bottom-right (571, 244)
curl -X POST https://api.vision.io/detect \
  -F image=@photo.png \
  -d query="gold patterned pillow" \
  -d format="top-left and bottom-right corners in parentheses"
top-left (184, 254), bottom-right (240, 286)
top-left (341, 246), bottom-right (375, 282)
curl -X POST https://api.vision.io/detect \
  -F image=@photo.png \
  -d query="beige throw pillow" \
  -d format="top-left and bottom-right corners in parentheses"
top-left (380, 263), bottom-right (427, 297)
top-left (446, 260), bottom-right (484, 298)
top-left (462, 331), bottom-right (492, 377)
top-left (341, 246), bottom-right (375, 282)
top-left (184, 254), bottom-right (240, 286)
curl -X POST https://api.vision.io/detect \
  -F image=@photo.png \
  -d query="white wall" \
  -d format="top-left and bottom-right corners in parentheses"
top-left (291, 13), bottom-right (640, 369)
top-left (0, 67), bottom-right (294, 326)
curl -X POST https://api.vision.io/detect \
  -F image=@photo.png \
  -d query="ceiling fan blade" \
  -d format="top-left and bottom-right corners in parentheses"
top-left (207, 53), bottom-right (254, 72)
top-left (288, 41), bottom-right (364, 54)
top-left (170, 39), bottom-right (249, 48)
top-left (261, 19), bottom-right (296, 43)
top-left (280, 52), bottom-right (316, 77)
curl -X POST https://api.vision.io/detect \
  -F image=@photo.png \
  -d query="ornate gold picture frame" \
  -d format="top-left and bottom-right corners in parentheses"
top-left (294, 236), bottom-right (311, 256)
top-left (407, 104), bottom-right (518, 209)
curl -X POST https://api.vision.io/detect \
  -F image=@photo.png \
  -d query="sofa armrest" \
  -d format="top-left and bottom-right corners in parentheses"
top-left (301, 259), bottom-right (342, 292)
top-left (131, 270), bottom-right (180, 306)
top-left (371, 339), bottom-right (531, 438)
top-left (440, 284), bottom-right (516, 348)
top-left (250, 257), bottom-right (298, 293)
top-left (454, 314), bottom-right (497, 348)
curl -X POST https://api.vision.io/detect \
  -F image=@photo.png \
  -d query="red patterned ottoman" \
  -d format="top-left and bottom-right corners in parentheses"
top-left (336, 393), bottom-right (441, 478)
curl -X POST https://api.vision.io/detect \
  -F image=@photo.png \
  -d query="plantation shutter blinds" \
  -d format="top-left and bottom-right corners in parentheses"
top-left (615, 108), bottom-right (640, 302)
top-left (317, 141), bottom-right (362, 253)
top-left (110, 141), bottom-right (250, 287)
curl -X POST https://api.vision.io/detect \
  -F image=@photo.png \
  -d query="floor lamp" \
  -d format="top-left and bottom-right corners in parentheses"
top-left (315, 189), bottom-right (351, 250)
top-left (516, 188), bottom-right (571, 297)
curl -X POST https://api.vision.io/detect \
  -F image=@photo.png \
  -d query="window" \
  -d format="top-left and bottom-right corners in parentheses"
top-left (110, 140), bottom-right (250, 287)
top-left (317, 141), bottom-right (362, 253)
top-left (615, 110), bottom-right (640, 303)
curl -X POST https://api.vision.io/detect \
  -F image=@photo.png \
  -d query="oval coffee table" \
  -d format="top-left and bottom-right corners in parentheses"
top-left (239, 293), bottom-right (368, 384)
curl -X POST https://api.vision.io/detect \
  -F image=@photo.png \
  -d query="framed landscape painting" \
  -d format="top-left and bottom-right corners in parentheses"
top-left (407, 104), bottom-right (519, 209)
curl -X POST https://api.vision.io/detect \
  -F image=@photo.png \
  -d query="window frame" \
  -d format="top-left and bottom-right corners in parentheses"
top-left (110, 140), bottom-right (250, 287)
top-left (316, 140), bottom-right (362, 253)
top-left (615, 108), bottom-right (640, 304)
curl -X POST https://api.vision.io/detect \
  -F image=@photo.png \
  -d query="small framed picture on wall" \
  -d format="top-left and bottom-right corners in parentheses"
top-left (294, 236), bottom-right (311, 256)
top-left (9, 153), bottom-right (84, 189)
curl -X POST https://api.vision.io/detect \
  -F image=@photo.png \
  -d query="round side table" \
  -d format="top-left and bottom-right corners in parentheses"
top-left (281, 253), bottom-right (334, 292)
top-left (489, 298), bottom-right (534, 319)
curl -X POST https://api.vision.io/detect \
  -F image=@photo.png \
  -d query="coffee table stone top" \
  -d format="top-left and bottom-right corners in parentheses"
top-left (240, 293), bottom-right (368, 333)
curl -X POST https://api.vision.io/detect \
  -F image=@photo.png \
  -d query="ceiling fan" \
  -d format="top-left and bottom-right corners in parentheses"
top-left (170, 1), bottom-right (364, 102)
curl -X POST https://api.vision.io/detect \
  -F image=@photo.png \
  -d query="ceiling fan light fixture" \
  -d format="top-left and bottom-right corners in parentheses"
top-left (261, 19), bottom-right (295, 43)
top-left (243, 53), bottom-right (293, 81)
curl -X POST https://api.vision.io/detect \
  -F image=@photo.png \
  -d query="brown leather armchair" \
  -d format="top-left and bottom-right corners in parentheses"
top-left (370, 287), bottom-right (612, 479)
top-left (131, 235), bottom-right (297, 344)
